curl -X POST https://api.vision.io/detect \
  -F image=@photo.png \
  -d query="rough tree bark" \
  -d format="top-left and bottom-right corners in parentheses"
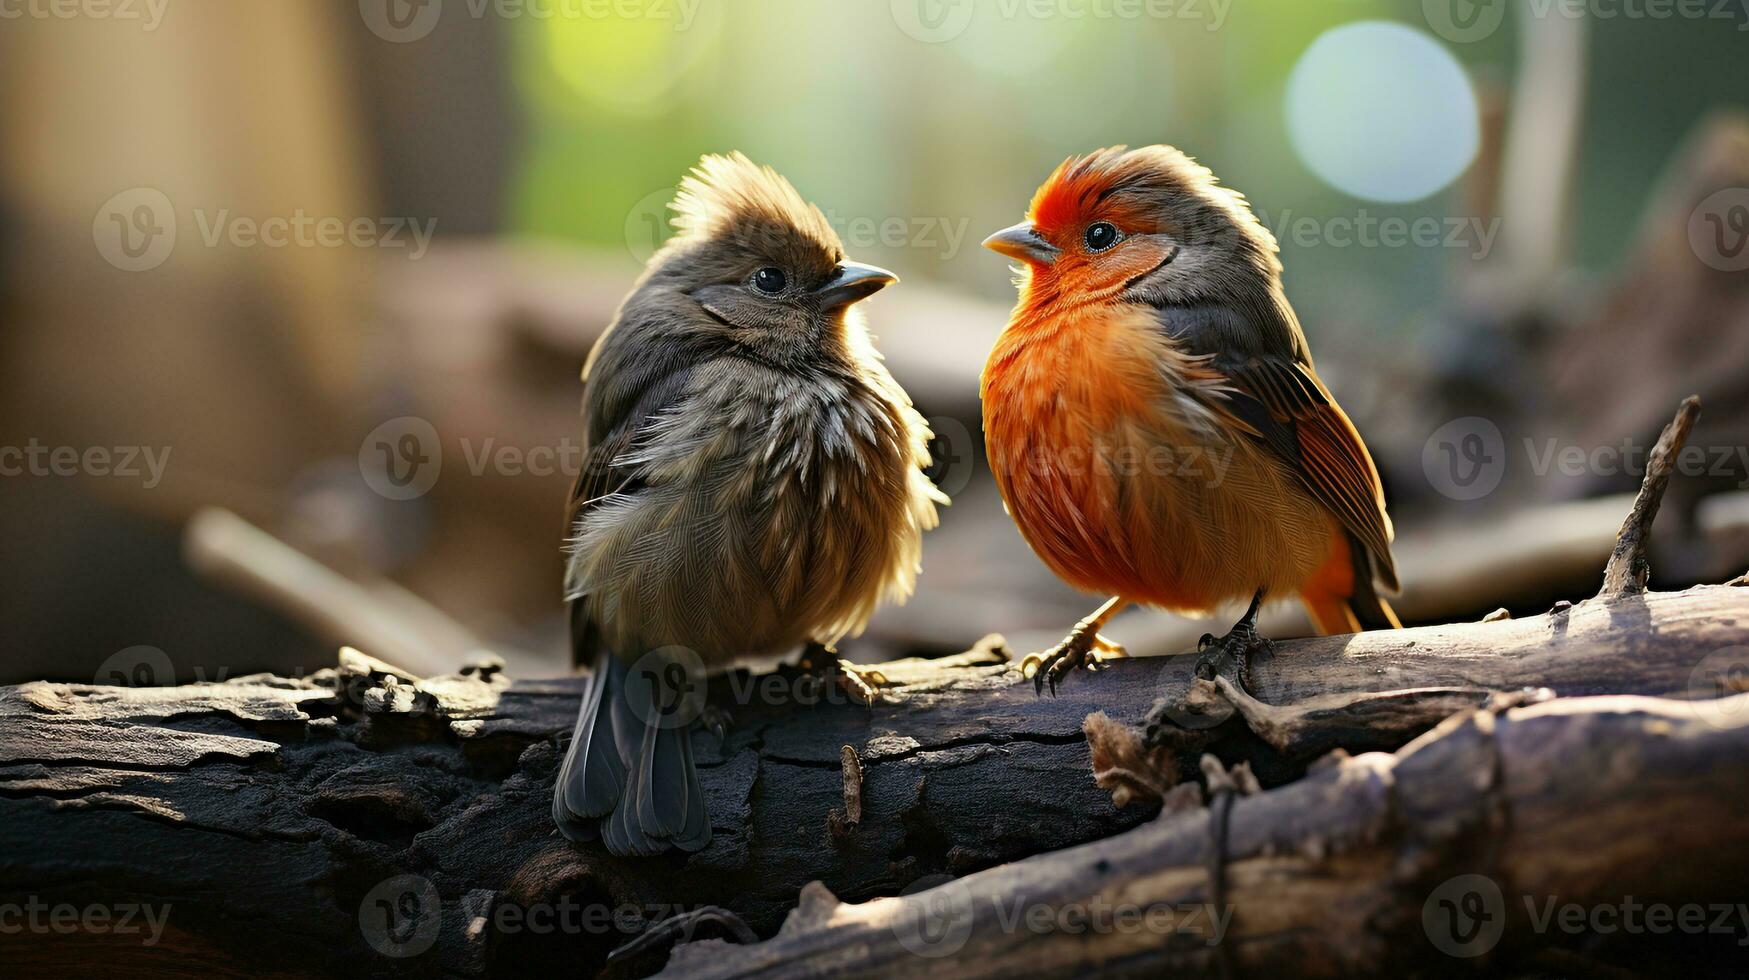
top-left (661, 692), bottom-right (1749, 979)
top-left (3, 578), bottom-right (1747, 978)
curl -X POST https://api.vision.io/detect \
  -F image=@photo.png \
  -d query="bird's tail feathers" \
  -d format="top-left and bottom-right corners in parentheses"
top-left (553, 614), bottom-right (625, 841)
top-left (1300, 533), bottom-right (1402, 636)
top-left (553, 608), bottom-right (710, 855)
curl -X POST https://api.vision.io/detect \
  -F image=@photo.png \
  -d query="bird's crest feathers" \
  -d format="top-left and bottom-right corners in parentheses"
top-left (1028, 144), bottom-right (1278, 254)
top-left (671, 152), bottom-right (841, 254)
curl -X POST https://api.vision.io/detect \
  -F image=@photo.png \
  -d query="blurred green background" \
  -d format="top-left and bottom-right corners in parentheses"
top-left (505, 0), bottom-right (1746, 309)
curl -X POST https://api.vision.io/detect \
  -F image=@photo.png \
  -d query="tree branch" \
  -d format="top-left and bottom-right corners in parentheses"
top-left (1599, 395), bottom-right (1701, 598)
top-left (658, 692), bottom-right (1749, 978)
top-left (4, 578), bottom-right (1747, 976)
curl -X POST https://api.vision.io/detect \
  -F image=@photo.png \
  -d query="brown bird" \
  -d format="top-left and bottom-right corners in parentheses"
top-left (980, 145), bottom-right (1400, 692)
top-left (554, 153), bottom-right (945, 854)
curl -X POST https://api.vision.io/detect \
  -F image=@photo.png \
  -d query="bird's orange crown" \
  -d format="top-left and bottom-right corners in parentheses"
top-left (1030, 146), bottom-right (1167, 240)
top-left (1026, 144), bottom-right (1261, 242)
top-left (995, 145), bottom-right (1280, 319)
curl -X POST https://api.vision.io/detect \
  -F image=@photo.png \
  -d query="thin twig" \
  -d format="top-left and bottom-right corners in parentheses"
top-left (607, 906), bottom-right (758, 965)
top-left (1199, 755), bottom-right (1255, 980)
top-left (183, 507), bottom-right (484, 675)
top-left (1599, 396), bottom-right (1701, 598)
top-left (840, 744), bottom-right (863, 825)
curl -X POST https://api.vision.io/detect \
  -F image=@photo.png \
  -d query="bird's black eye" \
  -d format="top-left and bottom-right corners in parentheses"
top-left (752, 267), bottom-right (787, 294)
top-left (1084, 222), bottom-right (1120, 252)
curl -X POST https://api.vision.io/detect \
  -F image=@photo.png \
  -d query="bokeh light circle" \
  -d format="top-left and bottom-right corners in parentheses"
top-left (1285, 21), bottom-right (1480, 203)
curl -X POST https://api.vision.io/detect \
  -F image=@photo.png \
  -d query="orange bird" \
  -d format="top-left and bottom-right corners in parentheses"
top-left (980, 145), bottom-right (1400, 692)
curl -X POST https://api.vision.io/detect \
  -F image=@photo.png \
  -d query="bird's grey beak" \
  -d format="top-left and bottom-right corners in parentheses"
top-left (982, 222), bottom-right (1060, 265)
top-left (814, 261), bottom-right (898, 312)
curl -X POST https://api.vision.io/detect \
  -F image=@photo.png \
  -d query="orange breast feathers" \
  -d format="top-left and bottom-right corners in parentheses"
top-left (983, 307), bottom-right (1209, 600)
top-left (980, 305), bottom-right (1341, 614)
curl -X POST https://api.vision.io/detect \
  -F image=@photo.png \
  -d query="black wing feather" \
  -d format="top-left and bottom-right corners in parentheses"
top-left (1152, 303), bottom-right (1399, 593)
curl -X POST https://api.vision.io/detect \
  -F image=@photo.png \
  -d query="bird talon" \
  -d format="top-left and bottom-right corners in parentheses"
top-left (1031, 659), bottom-right (1051, 695)
top-left (797, 642), bottom-right (834, 673)
top-left (835, 667), bottom-right (880, 707)
top-left (794, 642), bottom-right (892, 706)
top-left (698, 705), bottom-right (734, 743)
top-left (1192, 628), bottom-right (1270, 689)
top-left (1091, 634), bottom-right (1128, 659)
top-left (1022, 628), bottom-right (1125, 697)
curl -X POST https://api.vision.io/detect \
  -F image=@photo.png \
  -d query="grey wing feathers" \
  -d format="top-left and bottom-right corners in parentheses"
top-left (556, 363), bottom-right (711, 854)
top-left (565, 366), bottom-right (694, 667)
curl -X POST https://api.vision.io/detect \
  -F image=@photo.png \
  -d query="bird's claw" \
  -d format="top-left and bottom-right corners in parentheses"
top-left (832, 661), bottom-right (888, 706)
top-left (1020, 628), bottom-right (1127, 697)
top-left (698, 705), bottom-right (734, 743)
top-left (800, 643), bottom-right (889, 707)
top-left (1191, 625), bottom-right (1267, 687)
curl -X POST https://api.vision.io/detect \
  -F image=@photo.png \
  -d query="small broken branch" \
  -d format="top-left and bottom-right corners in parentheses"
top-left (184, 507), bottom-right (487, 676)
top-left (839, 745), bottom-right (863, 825)
top-left (606, 908), bottom-right (757, 968)
top-left (827, 744), bottom-right (865, 843)
top-left (1599, 395), bottom-right (1702, 598)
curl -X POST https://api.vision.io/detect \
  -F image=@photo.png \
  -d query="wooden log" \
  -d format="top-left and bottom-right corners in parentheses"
top-left (659, 692), bottom-right (1749, 978)
top-left (3, 577), bottom-right (1747, 977)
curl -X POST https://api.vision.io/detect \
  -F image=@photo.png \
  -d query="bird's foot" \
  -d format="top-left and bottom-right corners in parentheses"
top-left (799, 642), bottom-right (890, 706)
top-left (1192, 622), bottom-right (1267, 690)
top-left (830, 660), bottom-right (889, 706)
top-left (1020, 623), bottom-right (1128, 696)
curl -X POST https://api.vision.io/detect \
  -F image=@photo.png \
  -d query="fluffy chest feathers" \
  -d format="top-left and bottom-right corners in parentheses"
top-left (980, 304), bottom-right (1322, 609)
top-left (981, 307), bottom-right (1177, 579)
top-left (980, 304), bottom-right (1226, 496)
top-left (573, 358), bottom-right (941, 658)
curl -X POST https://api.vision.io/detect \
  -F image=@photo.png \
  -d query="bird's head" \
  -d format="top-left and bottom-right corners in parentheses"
top-left (984, 145), bottom-right (1281, 314)
top-left (636, 152), bottom-right (896, 367)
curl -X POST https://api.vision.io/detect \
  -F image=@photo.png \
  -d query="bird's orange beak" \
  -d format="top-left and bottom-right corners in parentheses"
top-left (982, 222), bottom-right (1060, 265)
